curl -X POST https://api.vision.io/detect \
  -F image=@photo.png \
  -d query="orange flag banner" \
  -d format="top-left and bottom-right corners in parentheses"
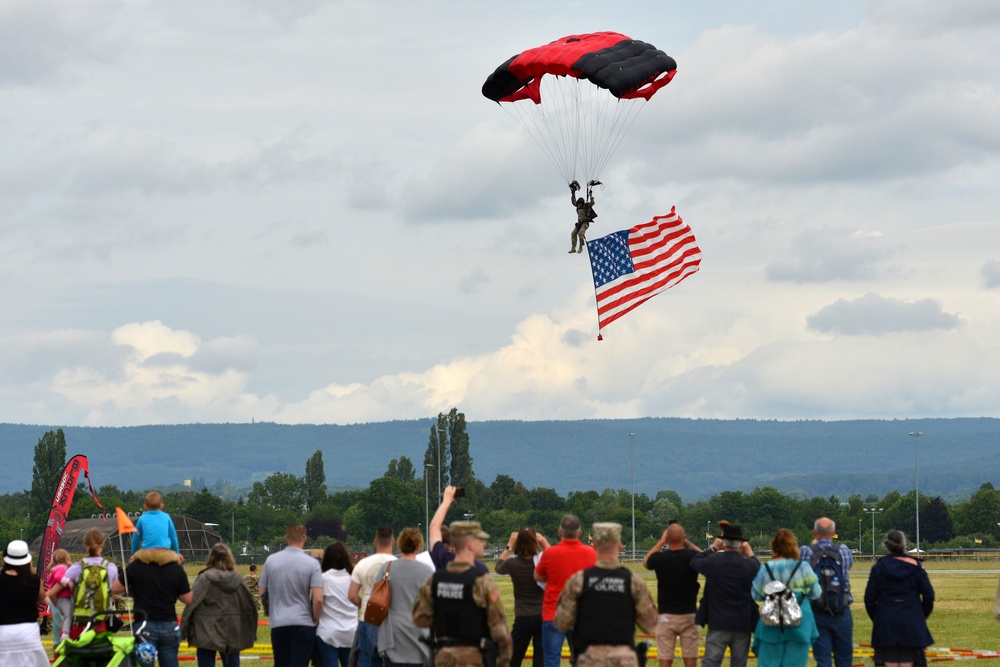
top-left (116, 507), bottom-right (137, 534)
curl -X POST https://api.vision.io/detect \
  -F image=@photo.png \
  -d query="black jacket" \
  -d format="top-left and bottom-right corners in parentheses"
top-left (690, 549), bottom-right (760, 633)
top-left (864, 555), bottom-right (934, 648)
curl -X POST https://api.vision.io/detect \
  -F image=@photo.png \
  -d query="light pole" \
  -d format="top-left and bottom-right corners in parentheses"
top-left (630, 432), bottom-right (636, 560)
top-left (424, 463), bottom-right (434, 542)
top-left (859, 519), bottom-right (863, 553)
top-left (864, 508), bottom-right (883, 559)
top-left (909, 432), bottom-right (922, 555)
top-left (707, 520), bottom-right (712, 548)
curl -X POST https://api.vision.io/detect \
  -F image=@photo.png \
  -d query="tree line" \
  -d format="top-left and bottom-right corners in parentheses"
top-left (4, 420), bottom-right (1000, 555)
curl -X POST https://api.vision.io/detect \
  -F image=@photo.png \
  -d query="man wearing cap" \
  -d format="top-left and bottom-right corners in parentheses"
top-left (690, 525), bottom-right (761, 667)
top-left (534, 514), bottom-right (597, 667)
top-left (554, 523), bottom-right (658, 667)
top-left (413, 521), bottom-right (512, 667)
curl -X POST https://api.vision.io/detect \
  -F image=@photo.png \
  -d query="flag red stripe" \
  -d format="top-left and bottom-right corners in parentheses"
top-left (592, 209), bottom-right (701, 332)
top-left (597, 244), bottom-right (702, 308)
top-left (597, 256), bottom-right (701, 328)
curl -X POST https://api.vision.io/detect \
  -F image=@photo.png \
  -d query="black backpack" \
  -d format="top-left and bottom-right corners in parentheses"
top-left (808, 544), bottom-right (850, 615)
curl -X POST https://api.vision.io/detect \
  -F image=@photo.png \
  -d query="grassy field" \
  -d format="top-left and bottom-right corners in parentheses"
top-left (49, 561), bottom-right (1000, 666)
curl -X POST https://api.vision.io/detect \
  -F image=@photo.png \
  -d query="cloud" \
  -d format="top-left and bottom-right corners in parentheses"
top-left (0, 0), bottom-right (122, 86)
top-left (982, 260), bottom-right (1000, 289)
top-left (48, 321), bottom-right (261, 424)
top-left (400, 124), bottom-right (552, 223)
top-left (229, 0), bottom-right (340, 27)
top-left (631, 4), bottom-right (1000, 186)
top-left (806, 293), bottom-right (961, 335)
top-left (766, 227), bottom-right (895, 283)
top-left (458, 268), bottom-right (490, 295)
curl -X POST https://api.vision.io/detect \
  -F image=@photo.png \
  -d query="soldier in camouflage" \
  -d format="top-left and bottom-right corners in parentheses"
top-left (413, 521), bottom-right (513, 667)
top-left (555, 523), bottom-right (658, 667)
top-left (244, 563), bottom-right (261, 614)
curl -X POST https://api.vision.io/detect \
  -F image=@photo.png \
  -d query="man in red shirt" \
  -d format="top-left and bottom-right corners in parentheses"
top-left (534, 515), bottom-right (597, 667)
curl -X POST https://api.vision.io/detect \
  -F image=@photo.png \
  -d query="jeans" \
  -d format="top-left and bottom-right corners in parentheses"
top-left (702, 630), bottom-right (751, 667)
top-left (511, 615), bottom-right (544, 667)
top-left (812, 608), bottom-right (854, 667)
top-left (271, 625), bottom-right (317, 667)
top-left (144, 620), bottom-right (182, 667)
top-left (317, 637), bottom-right (353, 667)
top-left (358, 622), bottom-right (383, 667)
top-left (542, 621), bottom-right (569, 667)
top-left (197, 647), bottom-right (241, 667)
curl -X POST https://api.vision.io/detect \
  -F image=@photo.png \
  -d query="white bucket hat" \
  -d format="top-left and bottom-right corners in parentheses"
top-left (3, 540), bottom-right (32, 566)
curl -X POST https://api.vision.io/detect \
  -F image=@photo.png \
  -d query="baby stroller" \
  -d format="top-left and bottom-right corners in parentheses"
top-left (53, 609), bottom-right (149, 667)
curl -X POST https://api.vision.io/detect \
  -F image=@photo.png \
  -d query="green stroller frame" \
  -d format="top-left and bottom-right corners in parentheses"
top-left (53, 610), bottom-right (148, 667)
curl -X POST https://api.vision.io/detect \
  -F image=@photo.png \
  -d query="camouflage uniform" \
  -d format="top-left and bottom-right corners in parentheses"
top-left (554, 524), bottom-right (658, 667)
top-left (570, 190), bottom-right (596, 253)
top-left (413, 523), bottom-right (512, 667)
top-left (244, 571), bottom-right (261, 613)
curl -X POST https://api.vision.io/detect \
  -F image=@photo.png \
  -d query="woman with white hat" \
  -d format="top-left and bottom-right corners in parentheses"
top-left (0, 540), bottom-right (50, 666)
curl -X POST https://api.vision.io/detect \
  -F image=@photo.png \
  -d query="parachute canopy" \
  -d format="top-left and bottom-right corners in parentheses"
top-left (482, 32), bottom-right (677, 184)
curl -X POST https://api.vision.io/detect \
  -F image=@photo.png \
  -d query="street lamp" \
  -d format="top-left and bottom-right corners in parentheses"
top-left (630, 432), bottom-right (636, 560)
top-left (707, 520), bottom-right (712, 548)
top-left (864, 508), bottom-right (883, 559)
top-left (909, 432), bottom-right (922, 555)
top-left (424, 463), bottom-right (434, 542)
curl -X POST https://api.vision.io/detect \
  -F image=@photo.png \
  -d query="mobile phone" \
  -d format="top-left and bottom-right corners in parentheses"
top-left (454, 487), bottom-right (465, 498)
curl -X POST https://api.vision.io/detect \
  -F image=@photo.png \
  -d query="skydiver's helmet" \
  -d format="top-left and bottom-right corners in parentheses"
top-left (576, 198), bottom-right (585, 206)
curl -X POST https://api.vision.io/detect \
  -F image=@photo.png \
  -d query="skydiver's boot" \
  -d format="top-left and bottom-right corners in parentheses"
top-left (569, 246), bottom-right (576, 253)
top-left (577, 246), bottom-right (584, 253)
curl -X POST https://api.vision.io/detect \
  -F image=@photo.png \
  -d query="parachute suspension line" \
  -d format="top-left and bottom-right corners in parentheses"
top-left (586, 88), bottom-right (645, 181)
top-left (501, 96), bottom-right (571, 184)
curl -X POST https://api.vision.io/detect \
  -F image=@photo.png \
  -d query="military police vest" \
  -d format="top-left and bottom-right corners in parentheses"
top-left (432, 567), bottom-right (488, 646)
top-left (574, 566), bottom-right (635, 651)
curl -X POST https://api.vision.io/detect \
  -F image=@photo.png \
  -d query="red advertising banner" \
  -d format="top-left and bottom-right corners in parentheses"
top-left (37, 454), bottom-right (104, 610)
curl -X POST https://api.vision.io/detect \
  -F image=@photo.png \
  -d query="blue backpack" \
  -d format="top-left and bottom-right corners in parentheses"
top-left (808, 544), bottom-right (850, 615)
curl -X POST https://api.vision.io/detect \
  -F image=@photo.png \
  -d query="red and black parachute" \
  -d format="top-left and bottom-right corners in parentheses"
top-left (482, 32), bottom-right (677, 183)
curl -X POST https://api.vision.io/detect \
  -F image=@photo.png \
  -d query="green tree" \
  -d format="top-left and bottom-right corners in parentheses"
top-left (345, 477), bottom-right (422, 542)
top-left (304, 450), bottom-right (327, 511)
top-left (30, 429), bottom-right (68, 530)
top-left (248, 472), bottom-right (306, 512)
top-left (425, 416), bottom-right (450, 489)
top-left (953, 485), bottom-right (1000, 537)
top-left (920, 497), bottom-right (953, 544)
top-left (446, 409), bottom-right (474, 488)
top-left (186, 488), bottom-right (226, 526)
top-left (385, 456), bottom-right (416, 484)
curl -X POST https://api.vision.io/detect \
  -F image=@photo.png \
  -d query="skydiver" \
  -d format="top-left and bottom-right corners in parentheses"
top-left (568, 180), bottom-right (600, 254)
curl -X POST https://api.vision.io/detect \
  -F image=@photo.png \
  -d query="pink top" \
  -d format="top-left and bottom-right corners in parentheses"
top-left (47, 564), bottom-right (72, 598)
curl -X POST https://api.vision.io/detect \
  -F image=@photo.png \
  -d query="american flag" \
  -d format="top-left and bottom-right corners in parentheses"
top-left (586, 207), bottom-right (701, 336)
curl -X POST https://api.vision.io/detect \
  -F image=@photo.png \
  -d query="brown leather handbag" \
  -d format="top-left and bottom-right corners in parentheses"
top-left (363, 562), bottom-right (391, 626)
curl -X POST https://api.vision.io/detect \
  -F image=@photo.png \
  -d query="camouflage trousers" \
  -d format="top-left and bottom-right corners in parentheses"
top-left (571, 222), bottom-right (590, 250)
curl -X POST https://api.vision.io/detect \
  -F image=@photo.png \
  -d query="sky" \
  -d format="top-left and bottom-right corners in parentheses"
top-left (1, 0), bottom-right (999, 427)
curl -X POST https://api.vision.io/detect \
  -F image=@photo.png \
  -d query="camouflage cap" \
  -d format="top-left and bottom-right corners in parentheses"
top-left (449, 520), bottom-right (490, 540)
top-left (591, 522), bottom-right (623, 544)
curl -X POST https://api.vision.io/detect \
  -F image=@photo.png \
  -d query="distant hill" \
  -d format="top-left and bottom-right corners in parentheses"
top-left (2, 418), bottom-right (998, 502)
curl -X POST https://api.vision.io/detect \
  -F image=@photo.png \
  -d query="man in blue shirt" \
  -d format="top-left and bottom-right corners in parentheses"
top-left (800, 518), bottom-right (854, 667)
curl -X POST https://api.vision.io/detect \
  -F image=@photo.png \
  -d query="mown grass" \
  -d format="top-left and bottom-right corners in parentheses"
top-left (50, 561), bottom-right (1000, 667)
